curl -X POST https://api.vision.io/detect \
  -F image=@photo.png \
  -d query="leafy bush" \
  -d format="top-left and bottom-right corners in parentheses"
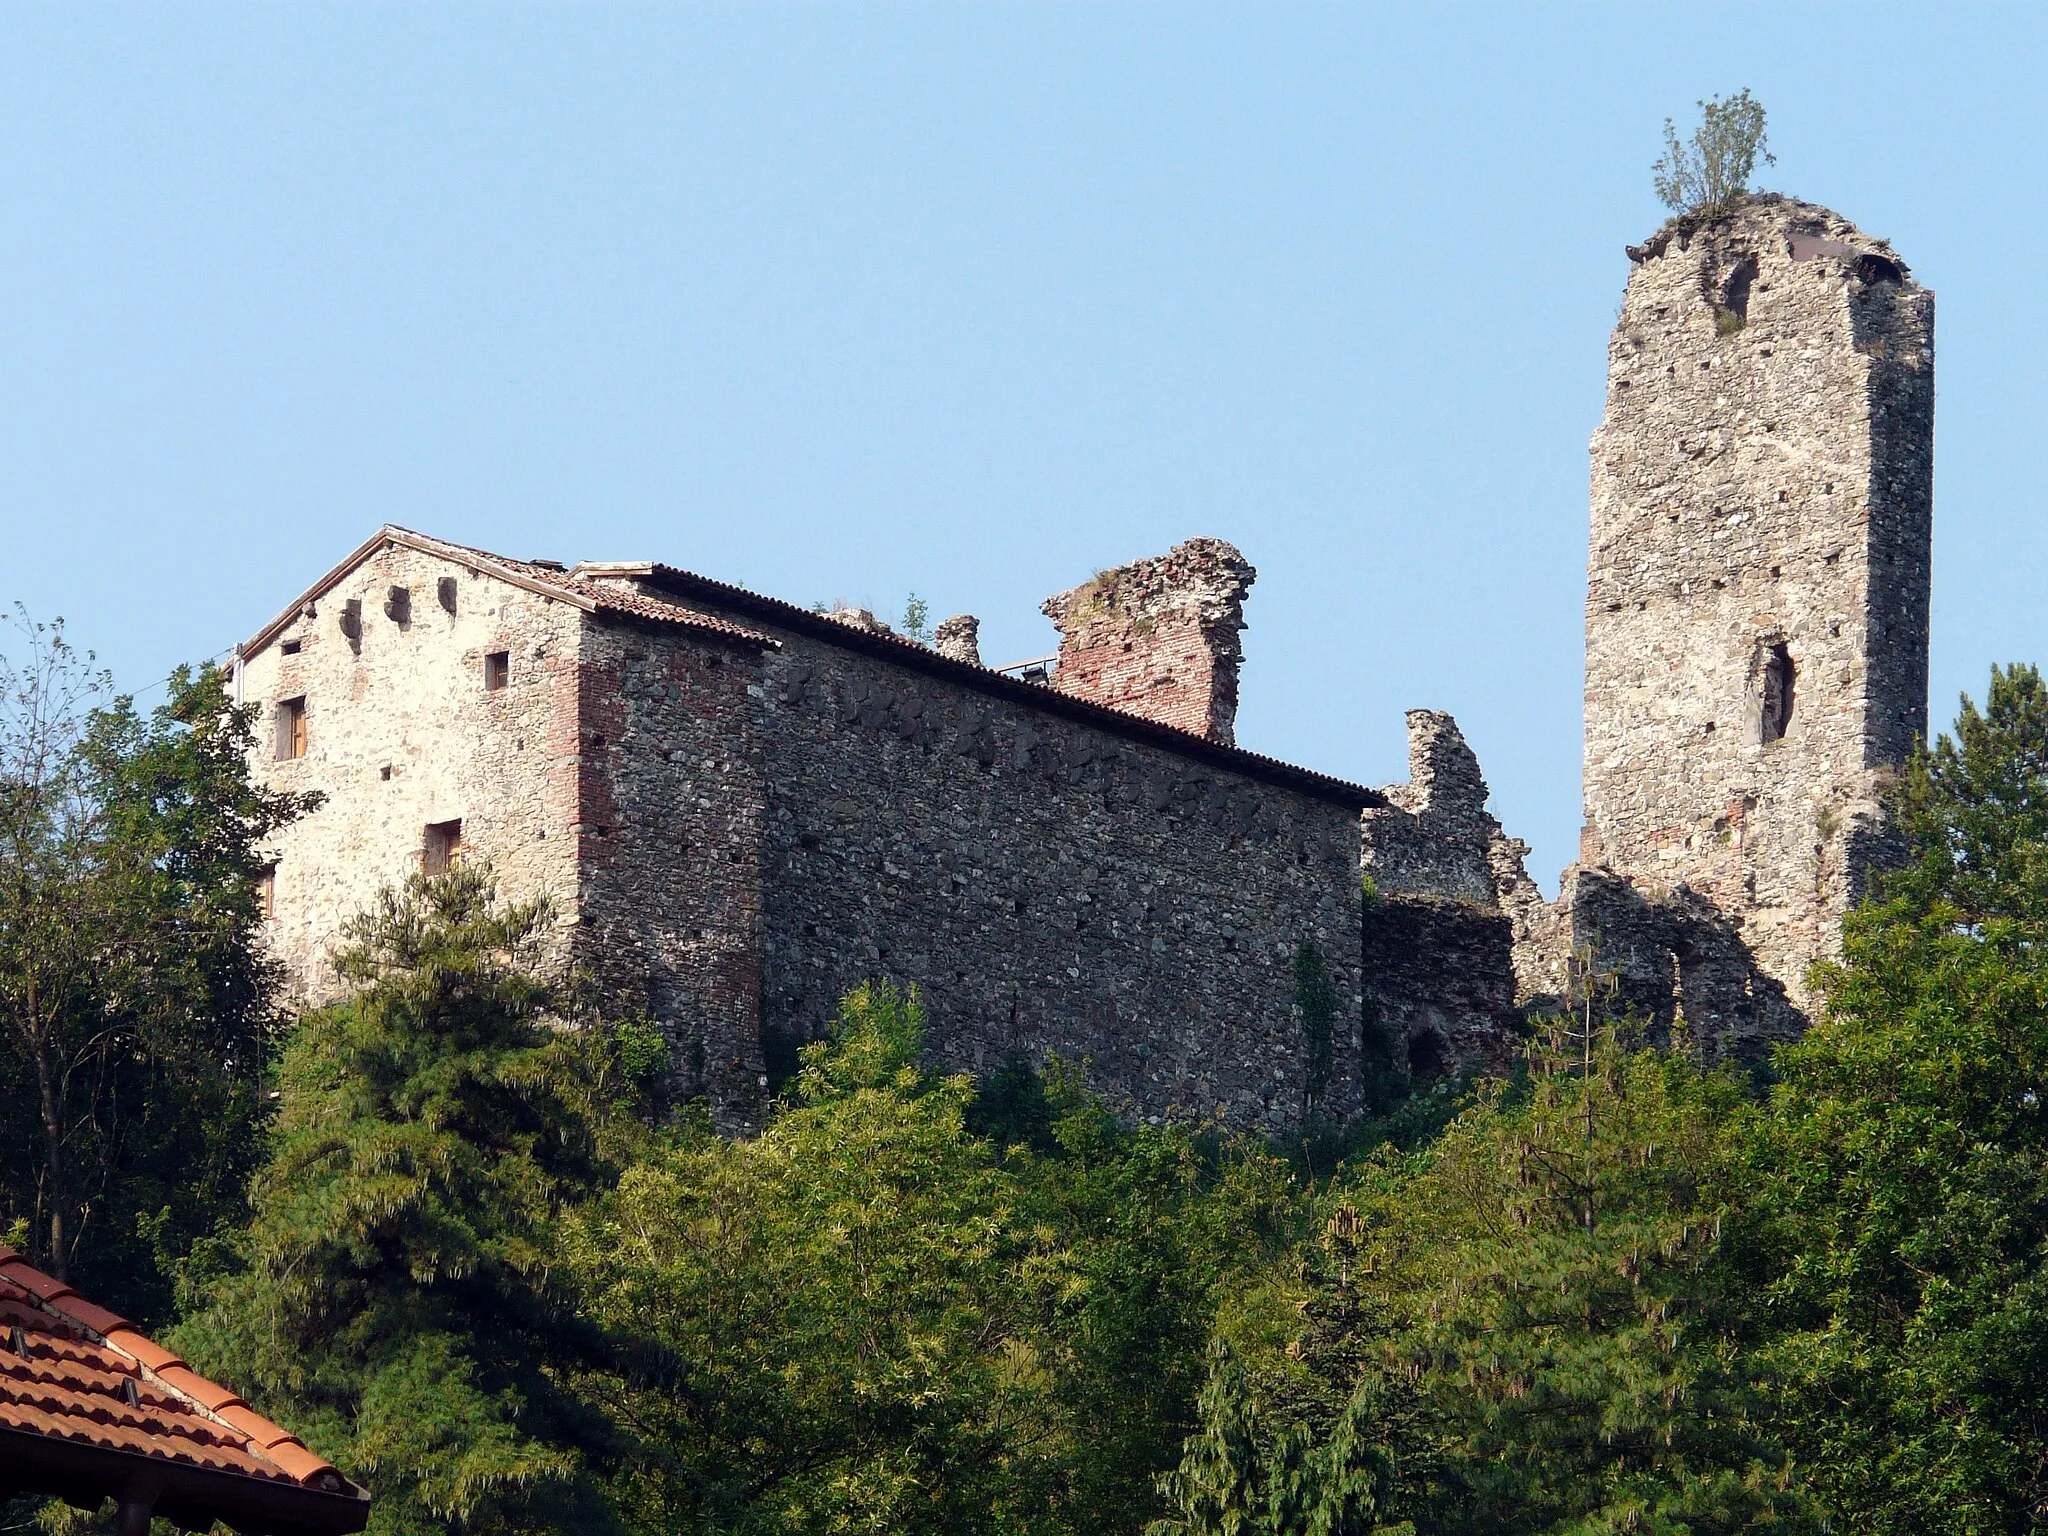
top-left (1653, 91), bottom-right (1774, 216)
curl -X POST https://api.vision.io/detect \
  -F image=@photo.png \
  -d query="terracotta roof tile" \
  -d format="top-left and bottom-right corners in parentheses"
top-left (0, 1248), bottom-right (359, 1499)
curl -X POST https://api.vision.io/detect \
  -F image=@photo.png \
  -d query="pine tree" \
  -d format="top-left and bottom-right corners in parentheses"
top-left (173, 868), bottom-right (625, 1535)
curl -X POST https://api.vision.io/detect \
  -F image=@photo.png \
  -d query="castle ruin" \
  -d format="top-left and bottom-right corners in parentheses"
top-left (238, 194), bottom-right (1933, 1124)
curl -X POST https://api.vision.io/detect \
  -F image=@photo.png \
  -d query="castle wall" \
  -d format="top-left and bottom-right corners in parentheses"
top-left (574, 620), bottom-right (771, 1128)
top-left (1584, 198), bottom-right (1933, 1010)
top-left (710, 612), bottom-right (1372, 1132)
top-left (242, 542), bottom-right (586, 999)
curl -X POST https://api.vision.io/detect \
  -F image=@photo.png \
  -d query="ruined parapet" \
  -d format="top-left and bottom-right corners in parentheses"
top-left (1585, 196), bottom-right (1932, 1008)
top-left (1361, 710), bottom-right (1545, 1077)
top-left (934, 614), bottom-right (981, 666)
top-left (825, 606), bottom-right (894, 637)
top-left (1362, 711), bottom-right (1498, 903)
top-left (1041, 538), bottom-right (1254, 745)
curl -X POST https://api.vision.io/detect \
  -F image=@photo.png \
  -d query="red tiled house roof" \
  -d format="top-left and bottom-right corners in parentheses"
top-left (0, 1249), bottom-right (369, 1534)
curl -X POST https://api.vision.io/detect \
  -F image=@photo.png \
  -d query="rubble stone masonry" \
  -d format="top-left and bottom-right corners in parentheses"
top-left (1583, 196), bottom-right (1933, 1015)
top-left (246, 532), bottom-right (1372, 1134)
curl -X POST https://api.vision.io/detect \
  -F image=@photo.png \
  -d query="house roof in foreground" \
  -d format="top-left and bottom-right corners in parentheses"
top-left (0, 1248), bottom-right (370, 1533)
top-left (239, 526), bottom-right (1379, 811)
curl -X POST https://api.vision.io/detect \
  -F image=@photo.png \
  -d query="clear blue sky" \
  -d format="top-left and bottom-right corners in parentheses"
top-left (5, 4), bottom-right (2045, 888)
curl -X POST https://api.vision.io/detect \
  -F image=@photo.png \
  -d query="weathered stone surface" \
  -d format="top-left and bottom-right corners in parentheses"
top-left (244, 529), bottom-right (1373, 1136)
top-left (934, 614), bottom-right (981, 665)
top-left (1041, 539), bottom-right (1255, 746)
top-left (1576, 195), bottom-right (1933, 1036)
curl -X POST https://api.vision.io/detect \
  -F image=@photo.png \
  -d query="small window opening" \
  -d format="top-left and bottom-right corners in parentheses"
top-left (385, 586), bottom-right (411, 625)
top-left (380, 765), bottom-right (393, 781)
top-left (281, 639), bottom-right (302, 657)
top-left (274, 697), bottom-right (307, 761)
top-left (423, 819), bottom-right (463, 876)
top-left (437, 576), bottom-right (458, 614)
top-left (257, 865), bottom-right (276, 919)
top-left (484, 651), bottom-right (510, 692)
top-left (1757, 644), bottom-right (1795, 745)
top-left (1406, 1030), bottom-right (1448, 1082)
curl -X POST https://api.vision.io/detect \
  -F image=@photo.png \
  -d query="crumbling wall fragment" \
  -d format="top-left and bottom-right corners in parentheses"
top-left (1041, 538), bottom-right (1255, 745)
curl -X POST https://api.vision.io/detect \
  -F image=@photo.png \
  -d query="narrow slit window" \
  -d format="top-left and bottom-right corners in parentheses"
top-left (484, 651), bottom-right (510, 692)
top-left (275, 697), bottom-right (307, 761)
top-left (423, 819), bottom-right (463, 876)
top-left (257, 865), bottom-right (276, 919)
top-left (1758, 644), bottom-right (1795, 744)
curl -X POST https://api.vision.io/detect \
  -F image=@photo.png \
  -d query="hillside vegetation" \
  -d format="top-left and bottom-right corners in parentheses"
top-left (4, 611), bottom-right (2045, 1534)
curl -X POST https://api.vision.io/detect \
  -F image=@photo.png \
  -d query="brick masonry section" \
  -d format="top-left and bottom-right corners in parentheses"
top-left (1042, 538), bottom-right (1255, 746)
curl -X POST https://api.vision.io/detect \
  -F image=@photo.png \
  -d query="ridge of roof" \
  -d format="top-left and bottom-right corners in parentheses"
top-left (0, 1247), bottom-right (357, 1497)
top-left (237, 526), bottom-right (774, 661)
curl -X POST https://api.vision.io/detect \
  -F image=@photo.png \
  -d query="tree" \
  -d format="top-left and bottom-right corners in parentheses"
top-left (1229, 1024), bottom-right (1805, 1536)
top-left (1653, 91), bottom-right (1774, 216)
top-left (567, 984), bottom-right (1303, 1535)
top-left (173, 869), bottom-right (628, 1536)
top-left (1149, 1341), bottom-right (1408, 1536)
top-left (0, 611), bottom-right (311, 1306)
top-left (1757, 664), bottom-right (2048, 1532)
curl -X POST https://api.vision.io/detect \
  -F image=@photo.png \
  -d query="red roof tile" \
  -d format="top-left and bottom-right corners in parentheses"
top-left (0, 1249), bottom-right (368, 1530)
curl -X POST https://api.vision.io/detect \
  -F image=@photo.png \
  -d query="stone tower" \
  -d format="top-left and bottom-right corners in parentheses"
top-left (1582, 196), bottom-right (1933, 1007)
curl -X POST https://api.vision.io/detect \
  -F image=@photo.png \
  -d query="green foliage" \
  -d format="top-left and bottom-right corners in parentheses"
top-left (173, 868), bottom-right (627, 1535)
top-left (567, 982), bottom-right (1304, 1534)
top-left (1753, 663), bottom-right (2048, 1532)
top-left (1294, 940), bottom-right (1339, 1111)
top-left (901, 591), bottom-right (933, 643)
top-left (1235, 1024), bottom-right (1806, 1536)
top-left (1149, 1340), bottom-right (1408, 1536)
top-left (1653, 91), bottom-right (1774, 216)
top-left (0, 614), bottom-right (312, 1312)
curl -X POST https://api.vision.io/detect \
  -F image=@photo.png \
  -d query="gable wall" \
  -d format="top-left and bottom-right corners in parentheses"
top-left (243, 542), bottom-right (586, 999)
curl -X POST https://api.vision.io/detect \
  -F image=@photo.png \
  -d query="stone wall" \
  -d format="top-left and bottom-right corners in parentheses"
top-left (245, 531), bottom-right (1377, 1135)
top-left (1041, 539), bottom-right (1255, 746)
top-left (1359, 711), bottom-right (1535, 1076)
top-left (1583, 196), bottom-right (1933, 1012)
top-left (573, 619), bottom-right (772, 1129)
top-left (654, 576), bottom-right (1373, 1133)
top-left (241, 540), bottom-right (587, 1001)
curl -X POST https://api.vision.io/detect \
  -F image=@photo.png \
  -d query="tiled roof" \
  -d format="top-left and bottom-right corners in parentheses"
top-left (0, 1249), bottom-right (369, 1532)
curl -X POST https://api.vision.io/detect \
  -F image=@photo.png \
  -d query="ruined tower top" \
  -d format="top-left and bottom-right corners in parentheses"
top-left (1582, 194), bottom-right (1933, 1004)
top-left (1042, 537), bottom-right (1255, 746)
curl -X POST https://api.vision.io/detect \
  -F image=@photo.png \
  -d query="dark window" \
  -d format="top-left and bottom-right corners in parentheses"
top-left (423, 819), bottom-right (463, 876)
top-left (1758, 644), bottom-right (1795, 744)
top-left (484, 651), bottom-right (510, 692)
top-left (385, 586), bottom-right (411, 625)
top-left (274, 697), bottom-right (307, 761)
top-left (437, 576), bottom-right (458, 614)
top-left (257, 865), bottom-right (276, 919)
top-left (1406, 1030), bottom-right (1448, 1082)
top-left (281, 639), bottom-right (301, 657)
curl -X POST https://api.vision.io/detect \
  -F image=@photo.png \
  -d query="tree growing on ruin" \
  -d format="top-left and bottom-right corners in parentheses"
top-left (1653, 90), bottom-right (1774, 216)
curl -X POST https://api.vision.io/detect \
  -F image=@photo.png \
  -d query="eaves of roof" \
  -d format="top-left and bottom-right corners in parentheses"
top-left (0, 1249), bottom-right (370, 1534)
top-left (630, 562), bottom-right (1384, 811)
